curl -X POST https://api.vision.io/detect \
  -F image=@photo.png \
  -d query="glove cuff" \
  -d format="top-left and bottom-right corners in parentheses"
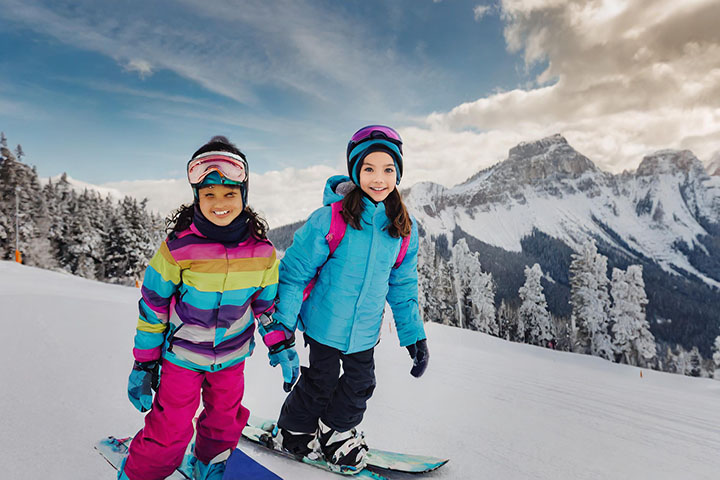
top-left (258, 319), bottom-right (296, 352)
top-left (134, 360), bottom-right (159, 372)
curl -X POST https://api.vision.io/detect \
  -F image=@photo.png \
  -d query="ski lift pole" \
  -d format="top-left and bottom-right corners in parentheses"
top-left (15, 186), bottom-right (21, 263)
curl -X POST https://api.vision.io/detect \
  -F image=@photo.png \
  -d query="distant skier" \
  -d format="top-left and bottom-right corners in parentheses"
top-left (119, 136), bottom-right (299, 480)
top-left (271, 125), bottom-right (429, 470)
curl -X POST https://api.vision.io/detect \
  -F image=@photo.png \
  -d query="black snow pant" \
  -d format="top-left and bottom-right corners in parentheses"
top-left (278, 334), bottom-right (376, 433)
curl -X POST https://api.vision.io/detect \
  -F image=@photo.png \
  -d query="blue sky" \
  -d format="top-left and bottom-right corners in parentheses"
top-left (1, 0), bottom-right (519, 182)
top-left (2, 0), bottom-right (719, 225)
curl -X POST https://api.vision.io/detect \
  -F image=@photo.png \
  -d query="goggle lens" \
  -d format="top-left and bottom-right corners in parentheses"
top-left (187, 153), bottom-right (247, 185)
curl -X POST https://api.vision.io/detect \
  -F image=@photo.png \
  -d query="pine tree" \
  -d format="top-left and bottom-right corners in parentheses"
top-left (418, 236), bottom-right (459, 327)
top-left (60, 190), bottom-right (105, 278)
top-left (104, 207), bottom-right (134, 283)
top-left (44, 174), bottom-right (75, 265)
top-left (22, 166), bottom-right (56, 268)
top-left (612, 265), bottom-right (656, 367)
top-left (712, 336), bottom-right (720, 380)
top-left (569, 239), bottom-right (612, 359)
top-left (15, 144), bottom-right (24, 161)
top-left (518, 263), bottom-right (555, 347)
top-left (496, 299), bottom-right (515, 341)
top-left (450, 239), bottom-right (497, 335)
top-left (686, 347), bottom-right (703, 377)
top-left (0, 132), bottom-right (7, 148)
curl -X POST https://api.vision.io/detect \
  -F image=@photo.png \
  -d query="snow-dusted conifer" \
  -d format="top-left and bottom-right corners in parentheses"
top-left (22, 167), bottom-right (56, 268)
top-left (611, 265), bottom-right (655, 366)
top-left (687, 347), bottom-right (703, 377)
top-left (0, 132), bottom-right (7, 148)
top-left (518, 263), bottom-right (555, 346)
top-left (450, 239), bottom-right (497, 334)
top-left (61, 190), bottom-right (105, 278)
top-left (569, 239), bottom-right (612, 359)
top-left (417, 236), bottom-right (457, 325)
top-left (712, 336), bottom-right (720, 380)
top-left (496, 299), bottom-right (515, 341)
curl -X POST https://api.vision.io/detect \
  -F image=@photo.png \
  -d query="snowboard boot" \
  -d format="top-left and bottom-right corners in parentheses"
top-left (192, 449), bottom-right (230, 480)
top-left (318, 419), bottom-right (369, 471)
top-left (277, 427), bottom-right (319, 459)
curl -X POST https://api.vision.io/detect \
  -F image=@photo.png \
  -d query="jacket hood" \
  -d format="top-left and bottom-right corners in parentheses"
top-left (323, 175), bottom-right (357, 206)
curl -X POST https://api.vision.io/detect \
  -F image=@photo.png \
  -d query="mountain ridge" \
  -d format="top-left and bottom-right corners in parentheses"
top-left (402, 134), bottom-right (720, 355)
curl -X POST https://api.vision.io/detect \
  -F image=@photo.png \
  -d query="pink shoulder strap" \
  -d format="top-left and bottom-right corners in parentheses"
top-left (302, 201), bottom-right (346, 301)
top-left (326, 201), bottom-right (347, 255)
top-left (394, 232), bottom-right (411, 269)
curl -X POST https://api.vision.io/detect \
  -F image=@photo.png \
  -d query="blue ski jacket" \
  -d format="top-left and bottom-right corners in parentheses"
top-left (274, 175), bottom-right (426, 354)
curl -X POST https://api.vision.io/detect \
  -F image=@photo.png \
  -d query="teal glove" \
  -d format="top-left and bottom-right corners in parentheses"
top-left (258, 317), bottom-right (299, 392)
top-left (269, 347), bottom-right (300, 392)
top-left (128, 360), bottom-right (160, 412)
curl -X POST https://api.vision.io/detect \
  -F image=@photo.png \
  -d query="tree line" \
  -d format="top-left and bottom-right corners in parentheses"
top-left (0, 133), bottom-right (163, 284)
top-left (418, 234), bottom-right (720, 378)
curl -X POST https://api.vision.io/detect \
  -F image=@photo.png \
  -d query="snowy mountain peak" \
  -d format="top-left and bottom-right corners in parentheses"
top-left (636, 149), bottom-right (706, 178)
top-left (707, 151), bottom-right (720, 176)
top-left (501, 134), bottom-right (597, 183)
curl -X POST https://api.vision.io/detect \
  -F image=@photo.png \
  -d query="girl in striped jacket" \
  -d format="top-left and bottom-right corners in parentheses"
top-left (119, 136), bottom-right (299, 480)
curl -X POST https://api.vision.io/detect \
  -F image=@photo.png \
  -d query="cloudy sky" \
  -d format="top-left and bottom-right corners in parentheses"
top-left (2, 0), bottom-right (719, 226)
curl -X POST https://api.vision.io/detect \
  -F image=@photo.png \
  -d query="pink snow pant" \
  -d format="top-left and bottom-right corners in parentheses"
top-left (123, 359), bottom-right (250, 480)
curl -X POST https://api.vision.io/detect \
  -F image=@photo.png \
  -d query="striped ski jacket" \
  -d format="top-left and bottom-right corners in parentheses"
top-left (132, 223), bottom-right (279, 372)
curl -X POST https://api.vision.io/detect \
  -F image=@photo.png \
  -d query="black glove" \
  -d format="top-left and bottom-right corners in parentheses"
top-left (406, 339), bottom-right (429, 378)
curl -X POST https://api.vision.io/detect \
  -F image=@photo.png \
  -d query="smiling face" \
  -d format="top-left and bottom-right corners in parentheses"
top-left (358, 151), bottom-right (397, 202)
top-left (197, 184), bottom-right (244, 226)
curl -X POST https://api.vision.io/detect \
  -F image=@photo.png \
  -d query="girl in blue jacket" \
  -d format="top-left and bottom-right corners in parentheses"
top-left (271, 125), bottom-right (429, 471)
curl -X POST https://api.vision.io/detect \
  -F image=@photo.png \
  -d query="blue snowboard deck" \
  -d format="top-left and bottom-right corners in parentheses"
top-left (95, 435), bottom-right (283, 480)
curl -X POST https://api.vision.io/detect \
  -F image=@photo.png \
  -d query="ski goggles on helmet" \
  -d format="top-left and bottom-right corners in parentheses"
top-left (346, 125), bottom-right (403, 159)
top-left (187, 151), bottom-right (248, 186)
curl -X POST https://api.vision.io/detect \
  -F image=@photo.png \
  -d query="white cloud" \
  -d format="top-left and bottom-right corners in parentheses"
top-left (123, 59), bottom-right (153, 78)
top-left (474, 5), bottom-right (492, 21)
top-left (416, 0), bottom-right (720, 174)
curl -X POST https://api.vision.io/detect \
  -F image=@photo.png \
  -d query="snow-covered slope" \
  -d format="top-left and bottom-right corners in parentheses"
top-left (405, 134), bottom-right (720, 288)
top-left (1, 261), bottom-right (719, 479)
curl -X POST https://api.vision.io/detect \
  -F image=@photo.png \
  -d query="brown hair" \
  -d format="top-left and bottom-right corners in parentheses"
top-left (341, 187), bottom-right (412, 238)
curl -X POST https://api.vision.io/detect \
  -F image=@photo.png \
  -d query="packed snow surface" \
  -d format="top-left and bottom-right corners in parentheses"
top-left (1, 261), bottom-right (718, 479)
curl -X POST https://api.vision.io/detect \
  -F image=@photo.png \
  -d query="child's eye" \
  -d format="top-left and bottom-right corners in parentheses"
top-left (385, 168), bottom-right (395, 174)
top-left (363, 167), bottom-right (373, 172)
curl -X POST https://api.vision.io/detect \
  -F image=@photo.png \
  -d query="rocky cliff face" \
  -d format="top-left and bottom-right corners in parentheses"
top-left (406, 135), bottom-right (720, 288)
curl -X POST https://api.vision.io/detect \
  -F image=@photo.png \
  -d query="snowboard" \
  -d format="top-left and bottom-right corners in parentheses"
top-left (240, 416), bottom-right (448, 477)
top-left (96, 435), bottom-right (283, 480)
top-left (94, 436), bottom-right (192, 479)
